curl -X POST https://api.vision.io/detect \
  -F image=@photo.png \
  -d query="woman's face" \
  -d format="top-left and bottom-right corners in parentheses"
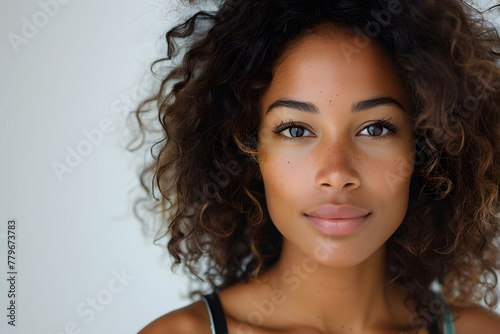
top-left (257, 25), bottom-right (415, 267)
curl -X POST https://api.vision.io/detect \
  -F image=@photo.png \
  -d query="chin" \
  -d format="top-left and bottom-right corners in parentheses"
top-left (303, 230), bottom-right (391, 269)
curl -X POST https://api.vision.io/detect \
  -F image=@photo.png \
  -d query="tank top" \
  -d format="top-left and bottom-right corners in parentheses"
top-left (201, 290), bottom-right (456, 334)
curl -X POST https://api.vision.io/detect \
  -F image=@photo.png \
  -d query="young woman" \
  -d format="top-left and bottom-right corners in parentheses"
top-left (132, 0), bottom-right (500, 333)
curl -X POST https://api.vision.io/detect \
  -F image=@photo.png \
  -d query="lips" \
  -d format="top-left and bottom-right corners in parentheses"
top-left (305, 204), bottom-right (370, 236)
top-left (305, 204), bottom-right (369, 219)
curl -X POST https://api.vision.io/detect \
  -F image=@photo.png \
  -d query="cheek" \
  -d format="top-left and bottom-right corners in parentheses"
top-left (260, 158), bottom-right (295, 199)
top-left (380, 149), bottom-right (414, 194)
top-left (259, 155), bottom-right (310, 217)
top-left (369, 149), bottom-right (414, 220)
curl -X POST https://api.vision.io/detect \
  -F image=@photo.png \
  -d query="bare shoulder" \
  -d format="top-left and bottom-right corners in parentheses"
top-left (138, 299), bottom-right (211, 334)
top-left (452, 303), bottom-right (500, 334)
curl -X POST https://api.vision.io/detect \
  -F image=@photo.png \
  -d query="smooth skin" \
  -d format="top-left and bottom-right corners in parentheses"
top-left (139, 24), bottom-right (500, 334)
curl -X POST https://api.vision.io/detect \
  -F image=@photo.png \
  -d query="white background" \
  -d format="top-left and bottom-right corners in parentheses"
top-left (1, 0), bottom-right (499, 333)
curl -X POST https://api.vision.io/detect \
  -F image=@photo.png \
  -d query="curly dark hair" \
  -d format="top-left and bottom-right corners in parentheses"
top-left (128, 0), bottom-right (500, 331)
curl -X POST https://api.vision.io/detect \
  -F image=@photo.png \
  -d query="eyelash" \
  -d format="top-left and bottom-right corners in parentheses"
top-left (271, 117), bottom-right (400, 141)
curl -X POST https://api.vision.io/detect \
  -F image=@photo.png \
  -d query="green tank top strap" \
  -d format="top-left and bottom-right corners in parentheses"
top-left (431, 290), bottom-right (456, 334)
top-left (441, 300), bottom-right (456, 334)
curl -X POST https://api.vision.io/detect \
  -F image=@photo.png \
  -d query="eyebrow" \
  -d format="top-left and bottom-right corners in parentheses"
top-left (265, 96), bottom-right (406, 114)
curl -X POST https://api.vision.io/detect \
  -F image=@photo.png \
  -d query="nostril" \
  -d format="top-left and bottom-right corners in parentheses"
top-left (321, 181), bottom-right (356, 190)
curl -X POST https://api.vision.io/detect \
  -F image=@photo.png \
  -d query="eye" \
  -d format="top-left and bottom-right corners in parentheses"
top-left (360, 125), bottom-right (389, 137)
top-left (272, 121), bottom-right (313, 140)
top-left (359, 118), bottom-right (400, 139)
top-left (281, 126), bottom-right (312, 138)
top-left (271, 118), bottom-right (399, 141)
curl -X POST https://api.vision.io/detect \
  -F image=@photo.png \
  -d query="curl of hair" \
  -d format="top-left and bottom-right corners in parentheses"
top-left (128, 0), bottom-right (500, 331)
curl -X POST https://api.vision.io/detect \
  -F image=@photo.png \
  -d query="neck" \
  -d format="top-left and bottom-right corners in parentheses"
top-left (254, 240), bottom-right (413, 333)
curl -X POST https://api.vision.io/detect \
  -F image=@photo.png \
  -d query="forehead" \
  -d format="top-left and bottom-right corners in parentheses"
top-left (274, 23), bottom-right (388, 71)
top-left (263, 24), bottom-right (410, 111)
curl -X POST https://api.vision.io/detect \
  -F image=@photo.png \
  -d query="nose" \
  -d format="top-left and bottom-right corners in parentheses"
top-left (314, 141), bottom-right (361, 191)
